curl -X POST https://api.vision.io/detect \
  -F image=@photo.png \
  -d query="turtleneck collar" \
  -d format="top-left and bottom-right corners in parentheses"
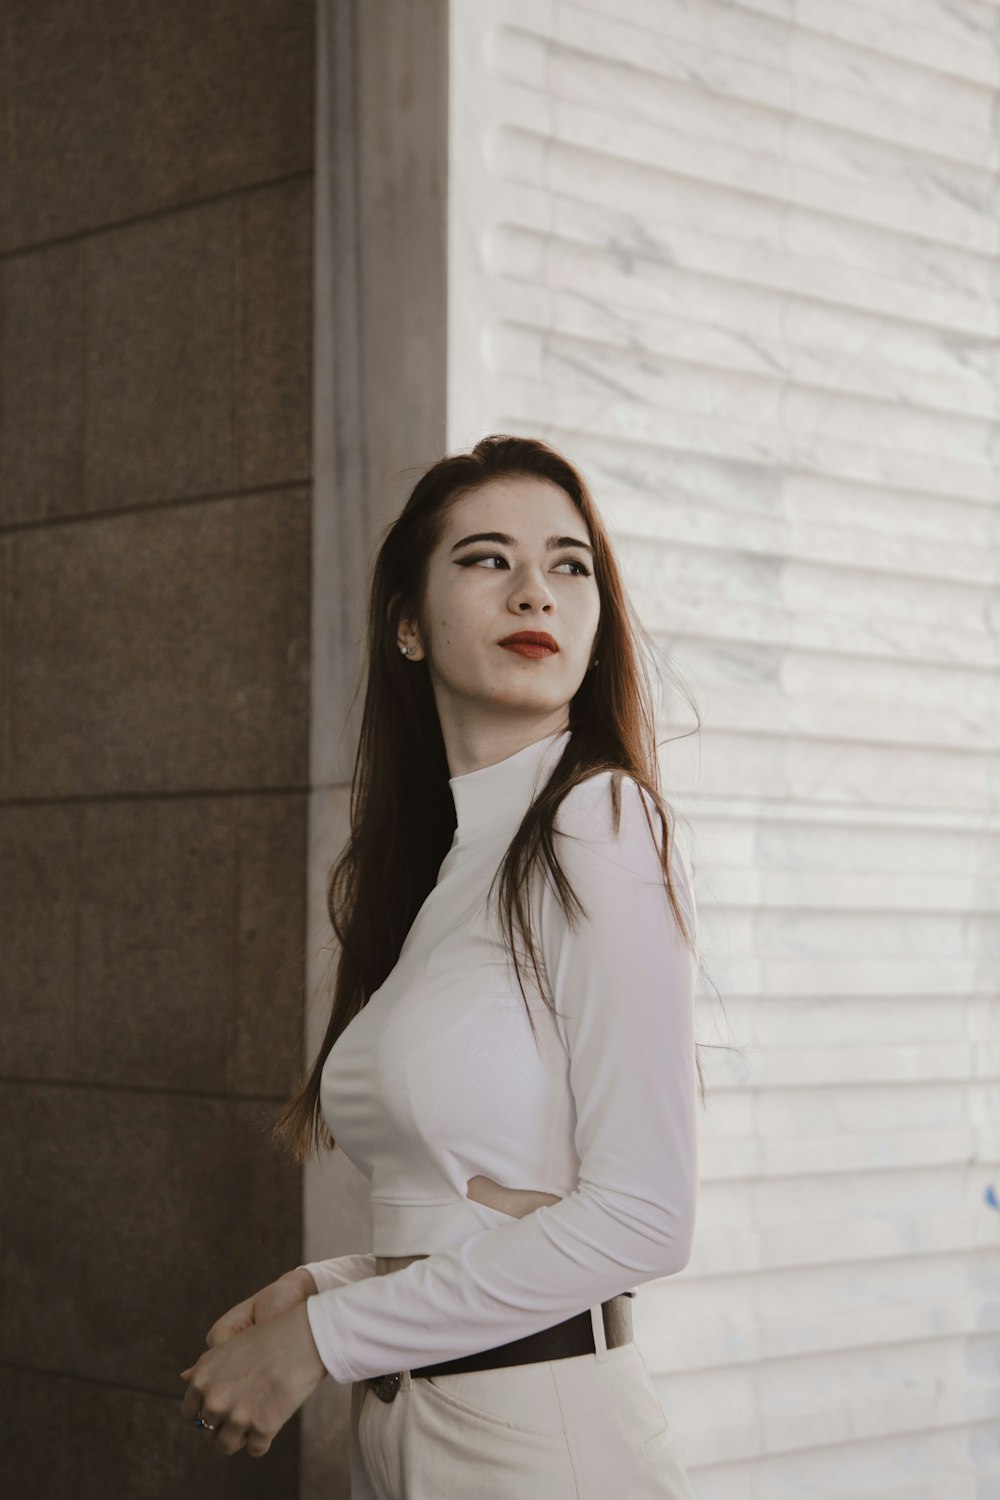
top-left (448, 728), bottom-right (572, 845)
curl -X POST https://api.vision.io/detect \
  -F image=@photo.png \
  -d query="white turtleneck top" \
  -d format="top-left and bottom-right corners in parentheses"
top-left (298, 728), bottom-right (698, 1385)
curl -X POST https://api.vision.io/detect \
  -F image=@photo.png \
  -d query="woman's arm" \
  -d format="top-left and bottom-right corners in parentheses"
top-left (294, 1252), bottom-right (378, 1296)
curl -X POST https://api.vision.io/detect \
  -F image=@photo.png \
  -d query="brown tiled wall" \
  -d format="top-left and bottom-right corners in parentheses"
top-left (0, 2), bottom-right (315, 1493)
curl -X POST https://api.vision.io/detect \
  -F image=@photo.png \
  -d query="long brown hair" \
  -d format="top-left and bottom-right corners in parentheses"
top-left (272, 434), bottom-right (712, 1164)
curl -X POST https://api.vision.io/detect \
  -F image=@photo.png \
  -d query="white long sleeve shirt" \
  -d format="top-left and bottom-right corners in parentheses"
top-left (299, 727), bottom-right (698, 1384)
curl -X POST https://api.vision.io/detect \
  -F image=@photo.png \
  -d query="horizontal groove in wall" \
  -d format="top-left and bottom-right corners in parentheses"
top-left (555, 0), bottom-right (1000, 89)
top-left (488, 47), bottom-right (999, 252)
top-left (613, 509), bottom-right (996, 585)
top-left (0, 785), bottom-right (310, 810)
top-left (632, 496), bottom-right (997, 550)
top-left (0, 477), bottom-right (311, 538)
top-left (690, 871), bottom-right (1000, 912)
top-left (653, 1291), bottom-right (1000, 1373)
top-left (655, 704), bottom-right (1000, 757)
top-left (656, 1230), bottom-right (1000, 1302)
top-left (793, 0), bottom-right (1000, 87)
top-left (485, 275), bottom-right (998, 424)
top-left (708, 992), bottom-right (996, 1040)
top-left (0, 1360), bottom-right (192, 1401)
top-left (699, 1136), bottom-right (999, 1184)
top-left (489, 316), bottom-right (999, 452)
top-left (653, 553), bottom-right (998, 611)
top-left (690, 964), bottom-right (996, 1001)
top-left (490, 124), bottom-right (1000, 307)
top-left (495, 16), bottom-right (1000, 169)
top-left (496, 392), bottom-right (999, 500)
top-left (0, 168), bottom-right (314, 263)
top-left (669, 794), bottom-right (1000, 835)
top-left (491, 371), bottom-right (997, 487)
top-left (0, 1074), bottom-right (290, 1103)
top-left (479, 145), bottom-right (1000, 338)
top-left (664, 1380), bottom-right (1000, 1465)
top-left (491, 323), bottom-right (999, 456)
top-left (523, 421), bottom-right (1000, 527)
top-left (652, 603), bottom-right (997, 663)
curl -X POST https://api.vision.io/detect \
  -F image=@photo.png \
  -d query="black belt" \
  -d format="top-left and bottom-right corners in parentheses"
top-left (365, 1291), bottom-right (635, 1404)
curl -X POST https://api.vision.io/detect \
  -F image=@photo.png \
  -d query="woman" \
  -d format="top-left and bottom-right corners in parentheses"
top-left (179, 434), bottom-right (703, 1496)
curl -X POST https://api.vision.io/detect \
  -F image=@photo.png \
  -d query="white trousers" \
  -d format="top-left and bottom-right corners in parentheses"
top-left (349, 1302), bottom-right (697, 1499)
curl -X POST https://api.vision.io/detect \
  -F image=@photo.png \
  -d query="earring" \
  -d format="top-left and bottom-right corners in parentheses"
top-left (399, 644), bottom-right (415, 657)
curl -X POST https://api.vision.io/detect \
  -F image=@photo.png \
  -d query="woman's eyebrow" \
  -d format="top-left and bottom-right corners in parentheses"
top-left (450, 531), bottom-right (594, 555)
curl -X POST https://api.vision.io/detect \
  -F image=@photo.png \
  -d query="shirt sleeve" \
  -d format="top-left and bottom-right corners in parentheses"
top-left (296, 1252), bottom-right (377, 1294)
top-left (304, 773), bottom-right (699, 1384)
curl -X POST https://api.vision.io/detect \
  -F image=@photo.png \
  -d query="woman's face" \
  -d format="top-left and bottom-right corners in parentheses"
top-left (400, 476), bottom-right (601, 758)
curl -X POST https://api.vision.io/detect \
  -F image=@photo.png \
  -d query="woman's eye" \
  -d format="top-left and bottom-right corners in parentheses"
top-left (460, 552), bottom-right (590, 577)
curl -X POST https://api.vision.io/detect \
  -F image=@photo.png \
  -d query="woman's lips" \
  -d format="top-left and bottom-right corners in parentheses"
top-left (499, 643), bottom-right (557, 659)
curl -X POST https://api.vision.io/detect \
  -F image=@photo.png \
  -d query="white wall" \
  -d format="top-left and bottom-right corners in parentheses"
top-left (449, 1), bottom-right (1000, 1493)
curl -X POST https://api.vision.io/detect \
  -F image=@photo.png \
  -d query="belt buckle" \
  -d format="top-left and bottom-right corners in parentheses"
top-left (368, 1372), bottom-right (402, 1403)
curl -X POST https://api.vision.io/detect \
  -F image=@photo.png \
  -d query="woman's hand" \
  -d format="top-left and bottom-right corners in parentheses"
top-left (185, 1268), bottom-right (317, 1356)
top-left (178, 1299), bottom-right (327, 1458)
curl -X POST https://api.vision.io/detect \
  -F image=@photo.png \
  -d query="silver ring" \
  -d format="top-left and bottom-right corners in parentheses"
top-left (194, 1410), bottom-right (217, 1432)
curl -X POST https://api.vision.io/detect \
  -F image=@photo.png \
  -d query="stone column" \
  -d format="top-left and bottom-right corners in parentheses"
top-left (301, 2), bottom-right (448, 1493)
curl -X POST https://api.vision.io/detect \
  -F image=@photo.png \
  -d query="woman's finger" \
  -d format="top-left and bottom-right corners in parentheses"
top-left (199, 1409), bottom-right (226, 1435)
top-left (206, 1322), bottom-right (243, 1348)
top-left (206, 1299), bottom-right (254, 1346)
top-left (214, 1415), bottom-right (250, 1457)
top-left (179, 1376), bottom-right (205, 1423)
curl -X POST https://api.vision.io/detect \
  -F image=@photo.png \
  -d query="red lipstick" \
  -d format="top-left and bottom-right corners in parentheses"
top-left (497, 630), bottom-right (559, 659)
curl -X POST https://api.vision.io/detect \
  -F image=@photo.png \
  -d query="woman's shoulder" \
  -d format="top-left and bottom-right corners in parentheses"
top-left (552, 767), bottom-right (662, 850)
top-left (553, 769), bottom-right (693, 895)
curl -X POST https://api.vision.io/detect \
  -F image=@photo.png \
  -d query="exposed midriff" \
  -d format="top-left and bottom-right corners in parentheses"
top-left (374, 1178), bottom-right (563, 1275)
